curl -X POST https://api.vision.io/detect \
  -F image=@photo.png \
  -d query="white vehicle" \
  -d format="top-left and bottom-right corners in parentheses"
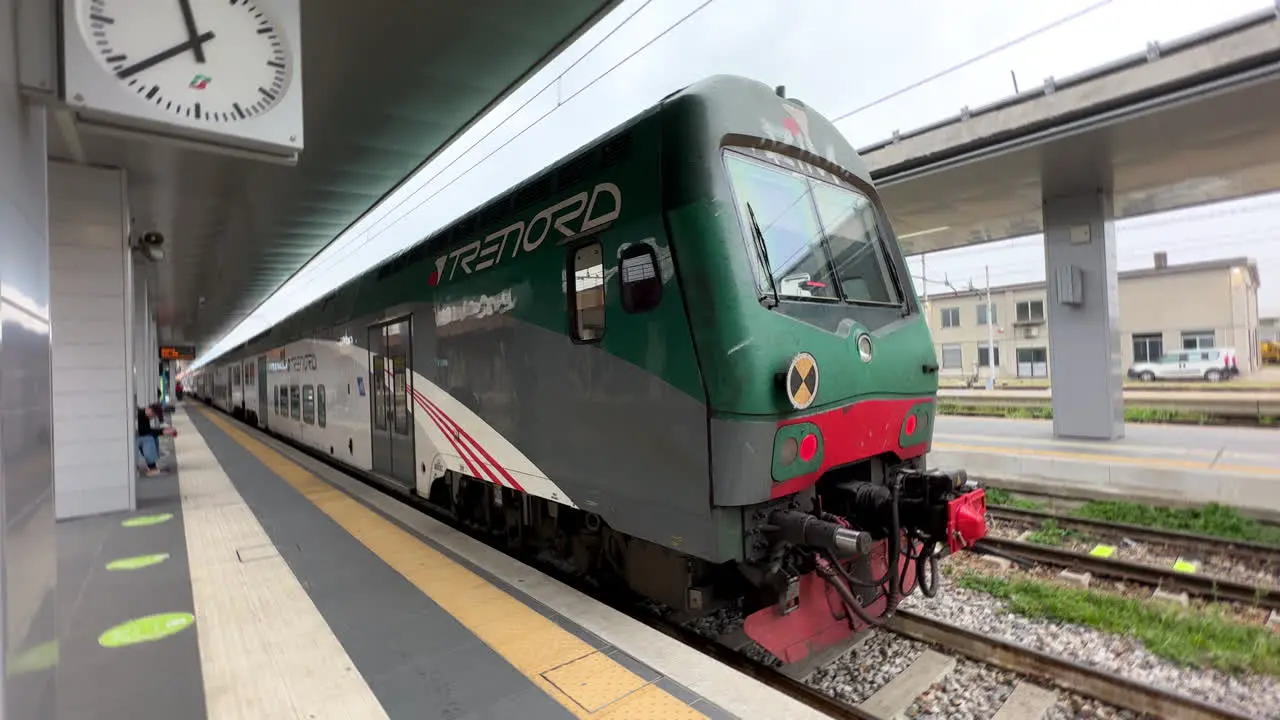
top-left (1128, 347), bottom-right (1239, 382)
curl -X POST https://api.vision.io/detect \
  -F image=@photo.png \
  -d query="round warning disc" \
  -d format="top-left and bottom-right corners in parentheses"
top-left (785, 352), bottom-right (819, 410)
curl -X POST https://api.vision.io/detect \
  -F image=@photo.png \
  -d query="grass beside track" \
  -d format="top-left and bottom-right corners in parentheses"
top-left (955, 572), bottom-right (1280, 676)
top-left (1073, 501), bottom-right (1280, 546)
top-left (985, 491), bottom-right (1280, 546)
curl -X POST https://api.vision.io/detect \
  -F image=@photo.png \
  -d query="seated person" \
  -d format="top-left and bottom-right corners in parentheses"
top-left (137, 404), bottom-right (176, 477)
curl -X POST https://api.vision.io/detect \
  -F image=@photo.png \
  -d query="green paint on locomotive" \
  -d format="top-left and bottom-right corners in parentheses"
top-left (246, 74), bottom-right (939, 454)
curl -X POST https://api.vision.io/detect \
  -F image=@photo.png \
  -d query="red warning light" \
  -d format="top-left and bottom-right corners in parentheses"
top-left (798, 433), bottom-right (818, 463)
top-left (428, 271), bottom-right (440, 287)
top-left (904, 414), bottom-right (918, 435)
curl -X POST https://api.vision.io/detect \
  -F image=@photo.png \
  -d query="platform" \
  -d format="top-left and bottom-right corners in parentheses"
top-left (930, 415), bottom-right (1280, 518)
top-left (53, 405), bottom-right (827, 720)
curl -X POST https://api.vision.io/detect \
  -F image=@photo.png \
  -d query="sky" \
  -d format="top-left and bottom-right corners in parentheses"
top-left (192, 0), bottom-right (1280, 367)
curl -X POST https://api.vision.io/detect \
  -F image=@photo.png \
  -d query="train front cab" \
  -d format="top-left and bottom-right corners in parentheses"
top-left (661, 80), bottom-right (989, 663)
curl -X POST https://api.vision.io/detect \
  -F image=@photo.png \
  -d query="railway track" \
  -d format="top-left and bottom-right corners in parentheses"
top-left (649, 608), bottom-right (1254, 720)
top-left (976, 535), bottom-right (1280, 610)
top-left (987, 505), bottom-right (1280, 564)
top-left (215, 411), bottom-right (1265, 720)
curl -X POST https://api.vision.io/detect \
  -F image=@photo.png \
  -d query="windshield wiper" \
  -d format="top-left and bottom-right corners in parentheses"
top-left (746, 203), bottom-right (779, 308)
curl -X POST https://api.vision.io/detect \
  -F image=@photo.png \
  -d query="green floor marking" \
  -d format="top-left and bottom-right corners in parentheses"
top-left (106, 553), bottom-right (171, 571)
top-left (98, 612), bottom-right (195, 648)
top-left (1089, 544), bottom-right (1116, 558)
top-left (8, 640), bottom-right (58, 674)
top-left (1172, 558), bottom-right (1199, 574)
top-left (121, 513), bottom-right (173, 528)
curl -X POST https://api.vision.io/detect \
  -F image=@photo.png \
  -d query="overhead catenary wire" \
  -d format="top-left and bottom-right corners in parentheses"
top-left (261, 0), bottom-right (721, 315)
top-left (829, 0), bottom-right (1118, 125)
top-left (254, 0), bottom-right (665, 309)
top-left (198, 0), bottom-right (721, 365)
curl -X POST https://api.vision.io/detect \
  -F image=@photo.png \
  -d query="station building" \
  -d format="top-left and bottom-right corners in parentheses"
top-left (925, 254), bottom-right (1263, 380)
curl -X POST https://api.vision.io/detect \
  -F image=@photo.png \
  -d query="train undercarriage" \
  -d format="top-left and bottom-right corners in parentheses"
top-left (420, 454), bottom-right (988, 665)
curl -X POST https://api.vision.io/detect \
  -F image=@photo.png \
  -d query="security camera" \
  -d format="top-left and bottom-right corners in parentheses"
top-left (141, 231), bottom-right (165, 247)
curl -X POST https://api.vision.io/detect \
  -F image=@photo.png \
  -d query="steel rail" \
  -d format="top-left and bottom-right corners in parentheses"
top-left (976, 536), bottom-right (1280, 610)
top-left (642, 619), bottom-right (878, 720)
top-left (888, 610), bottom-right (1253, 720)
top-left (988, 505), bottom-right (1280, 564)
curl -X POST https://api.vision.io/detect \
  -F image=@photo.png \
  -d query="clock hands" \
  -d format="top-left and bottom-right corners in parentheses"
top-left (116, 31), bottom-right (215, 80)
top-left (177, 0), bottom-right (206, 63)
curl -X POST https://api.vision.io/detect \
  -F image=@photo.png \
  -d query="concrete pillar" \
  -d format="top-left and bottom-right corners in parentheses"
top-left (0, 26), bottom-right (56, 717)
top-left (149, 317), bottom-right (159, 401)
top-left (48, 161), bottom-right (135, 518)
top-left (1042, 192), bottom-right (1125, 440)
top-left (131, 262), bottom-right (148, 406)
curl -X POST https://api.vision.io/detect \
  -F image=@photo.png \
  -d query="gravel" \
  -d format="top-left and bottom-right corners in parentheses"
top-left (903, 658), bottom-right (1019, 720)
top-left (901, 573), bottom-right (1280, 718)
top-left (806, 629), bottom-right (924, 705)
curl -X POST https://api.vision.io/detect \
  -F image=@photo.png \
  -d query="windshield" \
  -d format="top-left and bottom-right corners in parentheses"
top-left (724, 150), bottom-right (902, 305)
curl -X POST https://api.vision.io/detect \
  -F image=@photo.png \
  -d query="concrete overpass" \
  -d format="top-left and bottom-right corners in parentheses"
top-left (856, 8), bottom-right (1280, 441)
top-left (0, 1), bottom-right (619, 714)
top-left (861, 7), bottom-right (1280, 255)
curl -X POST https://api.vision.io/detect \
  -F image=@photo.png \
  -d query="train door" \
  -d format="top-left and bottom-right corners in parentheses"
top-left (257, 358), bottom-right (269, 428)
top-left (368, 317), bottom-right (415, 486)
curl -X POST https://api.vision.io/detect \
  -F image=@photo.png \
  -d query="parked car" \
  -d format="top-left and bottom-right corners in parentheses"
top-left (1128, 347), bottom-right (1238, 382)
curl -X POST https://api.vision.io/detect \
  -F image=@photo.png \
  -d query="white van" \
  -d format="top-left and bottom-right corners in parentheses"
top-left (1128, 347), bottom-right (1238, 382)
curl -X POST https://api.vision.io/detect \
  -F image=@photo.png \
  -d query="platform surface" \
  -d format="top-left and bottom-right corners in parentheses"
top-left (930, 415), bottom-right (1280, 516)
top-left (53, 405), bottom-right (826, 720)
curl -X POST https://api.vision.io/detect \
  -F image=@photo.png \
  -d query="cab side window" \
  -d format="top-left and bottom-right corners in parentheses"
top-left (569, 242), bottom-right (605, 342)
top-left (618, 243), bottom-right (662, 313)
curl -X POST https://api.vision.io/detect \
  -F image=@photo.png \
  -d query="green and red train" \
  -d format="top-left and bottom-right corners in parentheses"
top-left (187, 74), bottom-right (988, 664)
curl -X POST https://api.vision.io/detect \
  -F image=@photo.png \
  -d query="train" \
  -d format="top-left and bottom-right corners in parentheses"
top-left (184, 75), bottom-right (989, 664)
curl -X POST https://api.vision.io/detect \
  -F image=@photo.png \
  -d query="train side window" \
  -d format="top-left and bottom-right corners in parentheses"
top-left (302, 385), bottom-right (315, 425)
top-left (290, 385), bottom-right (301, 420)
top-left (569, 242), bottom-right (605, 342)
top-left (618, 243), bottom-right (661, 313)
top-left (317, 385), bottom-right (327, 428)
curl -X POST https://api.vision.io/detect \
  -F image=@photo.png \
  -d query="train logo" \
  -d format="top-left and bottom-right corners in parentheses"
top-left (430, 182), bottom-right (622, 287)
top-left (786, 352), bottom-right (819, 410)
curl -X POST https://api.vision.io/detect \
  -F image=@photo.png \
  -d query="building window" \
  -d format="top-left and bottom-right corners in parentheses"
top-left (1016, 347), bottom-right (1048, 377)
top-left (1015, 300), bottom-right (1044, 323)
top-left (977, 303), bottom-right (997, 326)
top-left (1181, 330), bottom-right (1215, 351)
top-left (940, 307), bottom-right (960, 328)
top-left (1133, 333), bottom-right (1163, 363)
top-left (940, 343), bottom-right (963, 370)
top-left (977, 344), bottom-right (1000, 368)
top-left (570, 242), bottom-right (605, 342)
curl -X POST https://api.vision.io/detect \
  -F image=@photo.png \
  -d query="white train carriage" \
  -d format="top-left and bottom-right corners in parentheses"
top-left (241, 356), bottom-right (264, 427)
top-left (211, 365), bottom-right (230, 413)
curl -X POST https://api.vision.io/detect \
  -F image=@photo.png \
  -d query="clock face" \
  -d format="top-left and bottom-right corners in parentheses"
top-left (76, 0), bottom-right (292, 124)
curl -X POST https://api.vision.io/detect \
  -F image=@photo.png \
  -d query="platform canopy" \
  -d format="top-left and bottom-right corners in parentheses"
top-left (46, 0), bottom-right (621, 351)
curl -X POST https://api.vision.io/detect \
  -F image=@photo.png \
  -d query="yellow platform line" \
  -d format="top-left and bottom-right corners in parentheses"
top-left (934, 441), bottom-right (1280, 477)
top-left (197, 408), bottom-right (704, 720)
